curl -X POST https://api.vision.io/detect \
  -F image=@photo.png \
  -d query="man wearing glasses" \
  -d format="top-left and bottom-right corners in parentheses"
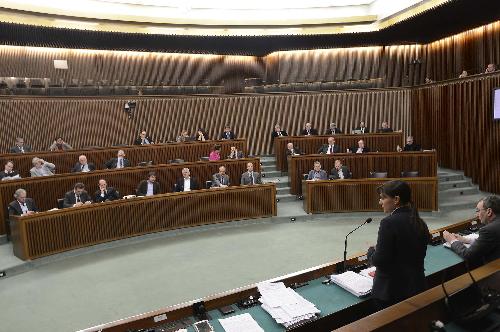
top-left (443, 196), bottom-right (500, 263)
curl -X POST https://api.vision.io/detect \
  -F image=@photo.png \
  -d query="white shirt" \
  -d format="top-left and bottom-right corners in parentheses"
top-left (19, 201), bottom-right (29, 214)
top-left (81, 164), bottom-right (89, 172)
top-left (146, 182), bottom-right (154, 196)
top-left (117, 158), bottom-right (124, 168)
top-left (356, 147), bottom-right (363, 154)
top-left (183, 178), bottom-right (191, 191)
top-left (338, 168), bottom-right (344, 179)
top-left (327, 145), bottom-right (334, 154)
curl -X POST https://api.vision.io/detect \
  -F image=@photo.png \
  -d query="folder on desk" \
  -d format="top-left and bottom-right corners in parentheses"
top-left (330, 271), bottom-right (373, 297)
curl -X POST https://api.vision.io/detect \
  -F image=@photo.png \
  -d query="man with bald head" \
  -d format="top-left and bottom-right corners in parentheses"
top-left (72, 155), bottom-right (96, 173)
top-left (318, 137), bottom-right (340, 154)
top-left (105, 150), bottom-right (131, 169)
top-left (174, 168), bottom-right (200, 192)
top-left (300, 123), bottom-right (318, 136)
top-left (212, 166), bottom-right (230, 188)
top-left (94, 179), bottom-right (120, 203)
top-left (241, 162), bottom-right (262, 185)
top-left (286, 142), bottom-right (302, 156)
top-left (349, 140), bottom-right (370, 154)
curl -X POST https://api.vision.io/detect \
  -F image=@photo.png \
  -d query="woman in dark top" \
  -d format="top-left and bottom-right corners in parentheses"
top-left (368, 180), bottom-right (431, 310)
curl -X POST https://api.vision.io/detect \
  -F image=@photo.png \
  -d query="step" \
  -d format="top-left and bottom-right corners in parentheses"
top-left (439, 186), bottom-right (479, 197)
top-left (261, 164), bottom-right (278, 172)
top-left (258, 156), bottom-right (276, 162)
top-left (276, 187), bottom-right (291, 194)
top-left (263, 177), bottom-right (290, 188)
top-left (438, 180), bottom-right (473, 191)
top-left (262, 170), bottom-right (282, 178)
top-left (439, 193), bottom-right (485, 212)
top-left (438, 174), bottom-right (464, 182)
top-left (276, 194), bottom-right (298, 203)
top-left (260, 159), bottom-right (276, 166)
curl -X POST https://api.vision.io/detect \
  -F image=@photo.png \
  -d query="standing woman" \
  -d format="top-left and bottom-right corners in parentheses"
top-left (368, 180), bottom-right (431, 310)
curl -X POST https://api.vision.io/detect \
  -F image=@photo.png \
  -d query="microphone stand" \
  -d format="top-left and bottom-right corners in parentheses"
top-left (342, 218), bottom-right (372, 273)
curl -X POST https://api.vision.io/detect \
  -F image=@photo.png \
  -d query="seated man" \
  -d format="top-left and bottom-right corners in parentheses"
top-left (49, 137), bottom-right (73, 151)
top-left (324, 122), bottom-right (343, 135)
top-left (72, 155), bottom-right (96, 173)
top-left (402, 136), bottom-right (421, 151)
top-left (349, 140), bottom-right (370, 154)
top-left (10, 137), bottom-right (32, 153)
top-left (286, 142), bottom-right (302, 156)
top-left (330, 159), bottom-right (352, 180)
top-left (105, 150), bottom-right (131, 169)
top-left (0, 161), bottom-right (21, 181)
top-left (318, 137), bottom-right (340, 154)
top-left (176, 129), bottom-right (191, 142)
top-left (241, 162), bottom-right (262, 185)
top-left (485, 63), bottom-right (497, 73)
top-left (443, 196), bottom-right (500, 263)
top-left (212, 166), bottom-right (230, 188)
top-left (377, 121), bottom-right (393, 133)
top-left (220, 125), bottom-right (236, 140)
top-left (307, 161), bottom-right (328, 181)
top-left (227, 146), bottom-right (244, 159)
top-left (137, 172), bottom-right (161, 196)
top-left (134, 130), bottom-right (154, 145)
top-left (30, 157), bottom-right (56, 177)
top-left (300, 123), bottom-right (318, 136)
top-left (353, 121), bottom-right (369, 134)
top-left (63, 182), bottom-right (92, 208)
top-left (94, 179), bottom-right (120, 203)
top-left (174, 168), bottom-right (200, 192)
top-left (8, 188), bottom-right (38, 216)
top-left (271, 124), bottom-right (288, 139)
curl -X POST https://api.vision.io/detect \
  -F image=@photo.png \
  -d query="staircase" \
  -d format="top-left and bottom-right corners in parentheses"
top-left (259, 156), bottom-right (296, 203)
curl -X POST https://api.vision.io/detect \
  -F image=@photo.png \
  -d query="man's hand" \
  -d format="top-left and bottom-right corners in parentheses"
top-left (443, 230), bottom-right (457, 243)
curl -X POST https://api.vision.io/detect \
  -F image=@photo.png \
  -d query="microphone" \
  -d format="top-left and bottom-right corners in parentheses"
top-left (342, 218), bottom-right (372, 273)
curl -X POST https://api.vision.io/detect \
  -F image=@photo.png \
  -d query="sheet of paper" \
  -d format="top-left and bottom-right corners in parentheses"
top-left (219, 313), bottom-right (264, 332)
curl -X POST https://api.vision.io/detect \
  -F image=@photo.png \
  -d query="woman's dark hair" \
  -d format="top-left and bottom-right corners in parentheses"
top-left (378, 180), bottom-right (430, 240)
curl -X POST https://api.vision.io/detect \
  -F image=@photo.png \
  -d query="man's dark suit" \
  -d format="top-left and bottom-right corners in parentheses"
top-left (271, 130), bottom-right (288, 139)
top-left (0, 170), bottom-right (20, 180)
top-left (318, 144), bottom-right (340, 154)
top-left (324, 128), bottom-right (343, 135)
top-left (174, 177), bottom-right (200, 192)
top-left (403, 143), bottom-right (422, 151)
top-left (368, 207), bottom-right (430, 305)
top-left (72, 162), bottom-right (96, 173)
top-left (350, 146), bottom-right (370, 153)
top-left (105, 158), bottom-right (131, 169)
top-left (354, 127), bottom-right (370, 133)
top-left (9, 145), bottom-right (32, 153)
top-left (285, 147), bottom-right (303, 156)
top-left (220, 131), bottom-right (236, 140)
top-left (300, 128), bottom-right (319, 136)
top-left (136, 180), bottom-right (161, 196)
top-left (377, 128), bottom-right (394, 133)
top-left (94, 187), bottom-right (120, 202)
top-left (8, 198), bottom-right (38, 215)
top-left (212, 173), bottom-right (230, 187)
top-left (450, 218), bottom-right (500, 264)
top-left (63, 190), bottom-right (92, 208)
top-left (134, 136), bottom-right (154, 145)
top-left (330, 166), bottom-right (352, 179)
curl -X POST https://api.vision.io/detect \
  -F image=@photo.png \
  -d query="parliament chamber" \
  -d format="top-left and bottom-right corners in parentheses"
top-left (0, 0), bottom-right (500, 331)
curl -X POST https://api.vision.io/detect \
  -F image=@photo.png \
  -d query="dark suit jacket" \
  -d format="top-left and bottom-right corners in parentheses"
top-left (307, 170), bottom-right (328, 180)
top-left (285, 147), bottom-right (303, 156)
top-left (227, 151), bottom-right (244, 159)
top-left (354, 127), bottom-right (370, 133)
top-left (9, 145), bottom-right (32, 153)
top-left (134, 136), bottom-right (154, 145)
top-left (193, 131), bottom-right (209, 141)
top-left (330, 166), bottom-right (352, 179)
top-left (105, 158), bottom-right (131, 169)
top-left (72, 162), bottom-right (96, 173)
top-left (271, 130), bottom-right (288, 140)
top-left (368, 207), bottom-right (430, 303)
top-left (450, 218), bottom-right (500, 264)
top-left (324, 128), bottom-right (343, 135)
top-left (220, 131), bottom-right (236, 140)
top-left (94, 187), bottom-right (120, 203)
top-left (137, 180), bottom-right (161, 196)
top-left (300, 128), bottom-right (319, 136)
top-left (377, 128), bottom-right (394, 133)
top-left (0, 170), bottom-right (20, 180)
top-left (174, 177), bottom-right (200, 192)
top-left (318, 144), bottom-right (340, 154)
top-left (403, 143), bottom-right (422, 151)
top-left (350, 146), bottom-right (370, 153)
top-left (8, 198), bottom-right (38, 215)
top-left (63, 190), bottom-right (92, 208)
top-left (212, 173), bottom-right (230, 187)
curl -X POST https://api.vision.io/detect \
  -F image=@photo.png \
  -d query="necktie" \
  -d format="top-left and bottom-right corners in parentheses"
top-left (220, 175), bottom-right (224, 185)
top-left (20, 147), bottom-right (24, 153)
top-left (81, 164), bottom-right (84, 171)
top-left (119, 159), bottom-right (123, 168)
top-left (329, 146), bottom-right (332, 154)
top-left (76, 195), bottom-right (81, 203)
top-left (250, 172), bottom-right (254, 185)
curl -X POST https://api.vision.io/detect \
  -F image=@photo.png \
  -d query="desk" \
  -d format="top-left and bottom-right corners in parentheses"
top-left (0, 139), bottom-right (247, 177)
top-left (10, 184), bottom-right (276, 260)
top-left (79, 220), bottom-right (476, 332)
top-left (274, 133), bottom-right (403, 172)
top-left (0, 158), bottom-right (260, 235)
top-left (288, 151), bottom-right (437, 195)
top-left (302, 178), bottom-right (438, 213)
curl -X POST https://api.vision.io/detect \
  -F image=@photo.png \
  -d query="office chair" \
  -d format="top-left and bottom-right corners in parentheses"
top-left (370, 172), bottom-right (388, 178)
top-left (401, 171), bottom-right (419, 178)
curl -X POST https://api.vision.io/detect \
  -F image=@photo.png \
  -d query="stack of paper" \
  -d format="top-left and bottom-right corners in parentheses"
top-left (329, 271), bottom-right (373, 297)
top-left (219, 313), bottom-right (264, 332)
top-left (257, 282), bottom-right (320, 328)
top-left (443, 233), bottom-right (478, 248)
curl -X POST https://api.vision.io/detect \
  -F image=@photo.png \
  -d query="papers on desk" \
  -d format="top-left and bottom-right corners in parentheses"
top-left (329, 271), bottom-right (373, 297)
top-left (257, 282), bottom-right (320, 328)
top-left (359, 266), bottom-right (376, 279)
top-left (219, 313), bottom-right (264, 332)
top-left (443, 233), bottom-right (478, 248)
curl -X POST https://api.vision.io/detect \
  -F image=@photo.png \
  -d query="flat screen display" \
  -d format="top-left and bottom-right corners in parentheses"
top-left (494, 88), bottom-right (500, 120)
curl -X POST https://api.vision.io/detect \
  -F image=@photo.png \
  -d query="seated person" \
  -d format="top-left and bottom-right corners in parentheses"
top-left (0, 161), bottom-right (21, 181)
top-left (402, 136), bottom-right (421, 151)
top-left (485, 63), bottom-right (497, 73)
top-left (377, 121), bottom-right (393, 133)
top-left (176, 129), bottom-right (191, 142)
top-left (271, 124), bottom-right (288, 139)
top-left (324, 122), bottom-right (343, 135)
top-left (72, 155), bottom-right (96, 173)
top-left (134, 130), bottom-right (154, 145)
top-left (105, 150), bottom-right (131, 169)
top-left (459, 70), bottom-right (468, 78)
top-left (353, 121), bottom-right (369, 134)
top-left (49, 137), bottom-right (73, 151)
top-left (10, 137), bottom-right (32, 153)
top-left (137, 172), bottom-right (161, 196)
top-left (318, 137), bottom-right (340, 154)
top-left (286, 142), bottom-right (302, 156)
top-left (220, 125), bottom-right (236, 140)
top-left (209, 144), bottom-right (221, 161)
top-left (63, 183), bottom-right (92, 208)
top-left (94, 179), bottom-right (120, 203)
top-left (30, 157), bottom-right (56, 177)
top-left (241, 162), bottom-right (262, 185)
top-left (348, 140), bottom-right (370, 154)
top-left (212, 166), bottom-right (230, 188)
top-left (227, 146), bottom-right (244, 159)
top-left (194, 128), bottom-right (209, 141)
top-left (307, 161), bottom-right (328, 181)
top-left (300, 123), bottom-right (318, 136)
top-left (174, 168), bottom-right (200, 192)
top-left (330, 159), bottom-right (352, 180)
top-left (443, 196), bottom-right (500, 263)
top-left (8, 188), bottom-right (38, 216)
top-left (425, 77), bottom-right (434, 84)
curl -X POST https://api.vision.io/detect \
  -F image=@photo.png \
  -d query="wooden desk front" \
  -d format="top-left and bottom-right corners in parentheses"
top-left (302, 177), bottom-right (438, 213)
top-left (10, 184), bottom-right (277, 260)
top-left (0, 158), bottom-right (260, 235)
top-left (274, 133), bottom-right (403, 172)
top-left (288, 151), bottom-right (437, 195)
top-left (0, 139), bottom-right (246, 177)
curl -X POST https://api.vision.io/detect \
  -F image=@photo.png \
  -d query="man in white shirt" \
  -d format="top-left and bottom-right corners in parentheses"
top-left (137, 172), bottom-right (160, 196)
top-left (8, 188), bottom-right (38, 216)
top-left (330, 159), bottom-right (352, 180)
top-left (0, 161), bottom-right (21, 181)
top-left (105, 150), bottom-right (131, 169)
top-left (212, 166), bottom-right (230, 188)
top-left (174, 168), bottom-right (200, 192)
top-left (72, 155), bottom-right (96, 173)
top-left (348, 140), bottom-right (370, 154)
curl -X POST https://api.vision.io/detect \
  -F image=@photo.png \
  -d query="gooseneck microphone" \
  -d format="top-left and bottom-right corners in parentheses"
top-left (342, 218), bottom-right (372, 273)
